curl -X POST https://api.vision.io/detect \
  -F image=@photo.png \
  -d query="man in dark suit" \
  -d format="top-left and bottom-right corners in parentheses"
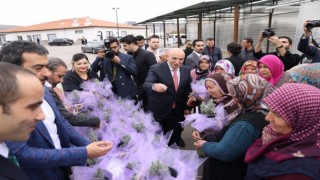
top-left (0, 63), bottom-right (44, 180)
top-left (203, 37), bottom-right (222, 66)
top-left (121, 35), bottom-right (157, 110)
top-left (91, 37), bottom-right (138, 99)
top-left (0, 41), bottom-right (113, 180)
top-left (185, 39), bottom-right (204, 70)
top-left (143, 48), bottom-right (192, 147)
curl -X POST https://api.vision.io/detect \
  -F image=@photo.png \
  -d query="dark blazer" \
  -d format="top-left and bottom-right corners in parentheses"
top-left (298, 35), bottom-right (320, 63)
top-left (7, 87), bottom-right (90, 180)
top-left (62, 70), bottom-right (99, 92)
top-left (183, 47), bottom-right (193, 61)
top-left (91, 52), bottom-right (138, 98)
top-left (0, 155), bottom-right (29, 180)
top-left (143, 62), bottom-right (192, 122)
top-left (226, 55), bottom-right (246, 76)
top-left (48, 87), bottom-right (100, 127)
top-left (203, 46), bottom-right (222, 65)
top-left (185, 51), bottom-right (201, 70)
top-left (132, 48), bottom-right (157, 89)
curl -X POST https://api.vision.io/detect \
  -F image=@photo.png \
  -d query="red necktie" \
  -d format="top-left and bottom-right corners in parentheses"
top-left (173, 69), bottom-right (178, 92)
top-left (172, 69), bottom-right (178, 108)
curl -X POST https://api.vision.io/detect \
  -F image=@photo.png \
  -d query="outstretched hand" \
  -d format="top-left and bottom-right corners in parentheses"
top-left (86, 141), bottom-right (113, 158)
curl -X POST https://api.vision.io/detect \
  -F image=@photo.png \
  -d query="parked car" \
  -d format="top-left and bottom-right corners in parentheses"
top-left (81, 41), bottom-right (105, 54)
top-left (48, 38), bottom-right (74, 46)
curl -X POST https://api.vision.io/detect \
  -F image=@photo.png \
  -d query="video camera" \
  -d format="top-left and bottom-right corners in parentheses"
top-left (306, 20), bottom-right (320, 30)
top-left (103, 39), bottom-right (115, 58)
top-left (262, 28), bottom-right (275, 38)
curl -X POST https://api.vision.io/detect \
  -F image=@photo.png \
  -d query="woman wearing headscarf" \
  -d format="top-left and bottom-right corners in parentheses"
top-left (194, 74), bottom-right (275, 180)
top-left (245, 83), bottom-right (320, 179)
top-left (187, 55), bottom-right (214, 111)
top-left (62, 53), bottom-right (98, 92)
top-left (258, 54), bottom-right (290, 88)
top-left (287, 63), bottom-right (320, 88)
top-left (239, 60), bottom-right (258, 76)
top-left (190, 55), bottom-right (213, 82)
top-left (213, 59), bottom-right (235, 75)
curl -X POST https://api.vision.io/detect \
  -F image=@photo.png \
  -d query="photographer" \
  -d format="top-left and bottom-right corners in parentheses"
top-left (297, 20), bottom-right (320, 63)
top-left (91, 37), bottom-right (138, 99)
top-left (254, 30), bottom-right (300, 71)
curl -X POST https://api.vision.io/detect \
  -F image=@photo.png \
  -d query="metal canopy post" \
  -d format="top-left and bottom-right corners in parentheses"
top-left (198, 13), bottom-right (202, 39)
top-left (233, 5), bottom-right (239, 43)
top-left (163, 21), bottom-right (166, 47)
top-left (177, 18), bottom-right (180, 48)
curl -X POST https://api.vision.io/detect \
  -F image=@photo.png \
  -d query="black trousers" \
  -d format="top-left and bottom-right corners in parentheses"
top-left (160, 108), bottom-right (183, 146)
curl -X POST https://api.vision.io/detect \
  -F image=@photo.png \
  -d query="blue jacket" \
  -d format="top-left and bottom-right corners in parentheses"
top-left (7, 87), bottom-right (90, 180)
top-left (91, 52), bottom-right (138, 99)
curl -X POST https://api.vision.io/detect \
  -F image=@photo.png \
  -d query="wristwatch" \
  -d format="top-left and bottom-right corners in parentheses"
top-left (276, 45), bottom-right (284, 49)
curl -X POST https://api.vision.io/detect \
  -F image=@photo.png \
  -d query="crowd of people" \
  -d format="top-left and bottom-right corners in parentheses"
top-left (0, 20), bottom-right (319, 180)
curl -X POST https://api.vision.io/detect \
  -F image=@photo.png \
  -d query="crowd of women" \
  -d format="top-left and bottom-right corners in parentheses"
top-left (183, 50), bottom-right (320, 179)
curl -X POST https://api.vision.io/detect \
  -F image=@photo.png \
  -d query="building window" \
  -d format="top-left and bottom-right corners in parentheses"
top-left (27, 35), bottom-right (32, 41)
top-left (120, 31), bottom-right (127, 37)
top-left (106, 31), bottom-right (113, 38)
top-left (75, 30), bottom-right (83, 34)
top-left (17, 36), bottom-right (23, 40)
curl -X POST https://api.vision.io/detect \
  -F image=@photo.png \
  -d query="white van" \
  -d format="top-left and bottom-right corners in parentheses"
top-left (167, 34), bottom-right (187, 47)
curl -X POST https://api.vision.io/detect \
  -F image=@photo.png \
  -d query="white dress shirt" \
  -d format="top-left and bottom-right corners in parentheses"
top-left (0, 142), bottom-right (9, 158)
top-left (41, 99), bottom-right (62, 149)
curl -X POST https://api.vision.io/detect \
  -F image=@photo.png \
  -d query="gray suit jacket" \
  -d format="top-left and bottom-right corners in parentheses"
top-left (185, 52), bottom-right (201, 70)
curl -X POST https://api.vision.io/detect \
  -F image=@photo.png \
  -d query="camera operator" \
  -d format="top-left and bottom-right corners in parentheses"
top-left (91, 37), bottom-right (138, 100)
top-left (297, 20), bottom-right (320, 63)
top-left (254, 30), bottom-right (300, 71)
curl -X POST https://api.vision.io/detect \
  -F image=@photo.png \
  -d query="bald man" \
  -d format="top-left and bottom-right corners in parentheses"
top-left (143, 48), bottom-right (192, 147)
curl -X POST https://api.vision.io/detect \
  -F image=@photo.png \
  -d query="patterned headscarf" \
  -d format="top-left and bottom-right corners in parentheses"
top-left (239, 60), bottom-right (258, 76)
top-left (287, 63), bottom-right (320, 88)
top-left (205, 73), bottom-right (238, 115)
top-left (195, 55), bottom-right (213, 80)
top-left (262, 83), bottom-right (320, 147)
top-left (258, 55), bottom-right (284, 85)
top-left (214, 59), bottom-right (235, 75)
top-left (226, 74), bottom-right (275, 119)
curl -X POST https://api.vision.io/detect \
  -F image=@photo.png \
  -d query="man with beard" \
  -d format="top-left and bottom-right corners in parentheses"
top-left (47, 57), bottom-right (101, 127)
top-left (120, 35), bottom-right (157, 111)
top-left (254, 33), bottom-right (300, 71)
top-left (0, 41), bottom-right (113, 180)
top-left (185, 39), bottom-right (205, 70)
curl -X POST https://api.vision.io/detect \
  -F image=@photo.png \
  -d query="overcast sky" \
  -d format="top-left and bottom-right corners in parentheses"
top-left (1, 0), bottom-right (204, 26)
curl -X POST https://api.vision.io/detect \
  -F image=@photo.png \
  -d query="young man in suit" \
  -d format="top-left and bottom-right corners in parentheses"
top-left (0, 62), bottom-right (44, 180)
top-left (143, 48), bottom-right (192, 147)
top-left (0, 41), bottom-right (113, 180)
top-left (184, 39), bottom-right (205, 70)
top-left (121, 35), bottom-right (157, 111)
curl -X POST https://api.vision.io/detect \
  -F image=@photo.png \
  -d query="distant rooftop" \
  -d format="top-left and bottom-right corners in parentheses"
top-left (0, 17), bottom-right (144, 33)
